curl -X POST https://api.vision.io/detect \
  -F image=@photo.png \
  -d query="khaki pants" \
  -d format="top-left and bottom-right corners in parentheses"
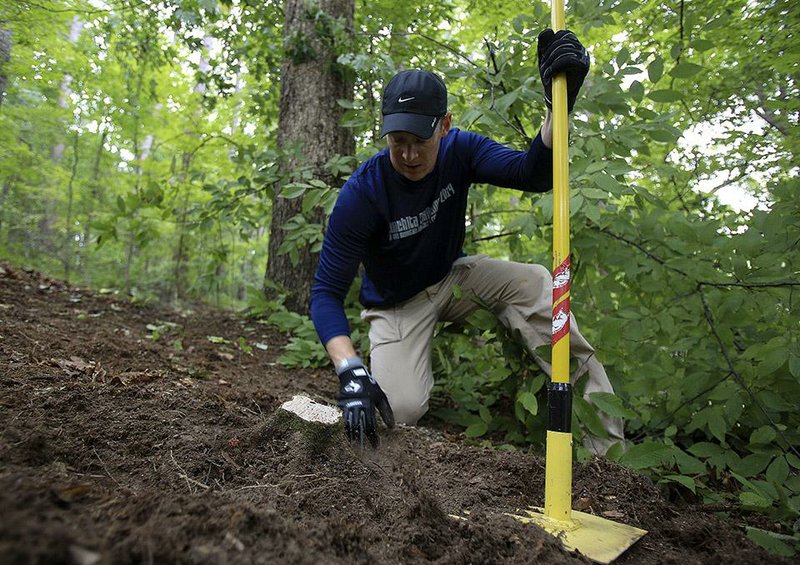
top-left (361, 255), bottom-right (624, 455)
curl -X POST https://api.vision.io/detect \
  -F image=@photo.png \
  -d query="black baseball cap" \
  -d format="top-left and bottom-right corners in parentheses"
top-left (379, 70), bottom-right (448, 139)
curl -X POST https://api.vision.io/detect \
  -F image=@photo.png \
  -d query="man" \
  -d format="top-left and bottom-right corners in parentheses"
top-left (310, 30), bottom-right (624, 454)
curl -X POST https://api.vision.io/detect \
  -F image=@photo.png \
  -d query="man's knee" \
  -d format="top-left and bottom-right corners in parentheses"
top-left (526, 263), bottom-right (551, 286)
top-left (388, 396), bottom-right (428, 425)
top-left (507, 263), bottom-right (551, 305)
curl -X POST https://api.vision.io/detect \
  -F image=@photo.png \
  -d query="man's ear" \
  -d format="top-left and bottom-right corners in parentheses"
top-left (441, 112), bottom-right (452, 137)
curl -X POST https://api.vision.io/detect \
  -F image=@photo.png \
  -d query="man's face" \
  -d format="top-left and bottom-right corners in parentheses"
top-left (386, 114), bottom-right (451, 182)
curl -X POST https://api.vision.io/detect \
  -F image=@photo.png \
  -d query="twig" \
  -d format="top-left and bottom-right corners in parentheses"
top-left (472, 230), bottom-right (522, 242)
top-left (170, 450), bottom-right (210, 493)
top-left (595, 226), bottom-right (690, 277)
top-left (379, 30), bottom-right (479, 69)
top-left (93, 448), bottom-right (122, 488)
top-left (230, 483), bottom-right (290, 496)
top-left (630, 371), bottom-right (734, 442)
top-left (698, 281), bottom-right (800, 289)
top-left (698, 290), bottom-right (800, 460)
top-left (596, 225), bottom-right (800, 290)
top-left (484, 38), bottom-right (532, 144)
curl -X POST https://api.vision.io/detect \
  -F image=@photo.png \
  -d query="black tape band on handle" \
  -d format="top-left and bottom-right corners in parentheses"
top-left (548, 382), bottom-right (572, 433)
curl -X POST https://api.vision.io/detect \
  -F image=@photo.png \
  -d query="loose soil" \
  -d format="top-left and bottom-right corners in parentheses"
top-left (0, 263), bottom-right (790, 564)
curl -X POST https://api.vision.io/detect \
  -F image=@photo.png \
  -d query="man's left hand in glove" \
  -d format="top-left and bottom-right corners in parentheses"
top-left (537, 28), bottom-right (591, 113)
top-left (336, 357), bottom-right (395, 448)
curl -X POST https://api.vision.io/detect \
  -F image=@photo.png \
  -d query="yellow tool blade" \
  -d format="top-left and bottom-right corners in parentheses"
top-left (508, 508), bottom-right (647, 564)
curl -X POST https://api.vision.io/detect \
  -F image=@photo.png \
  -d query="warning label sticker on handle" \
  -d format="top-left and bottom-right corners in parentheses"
top-left (552, 258), bottom-right (570, 345)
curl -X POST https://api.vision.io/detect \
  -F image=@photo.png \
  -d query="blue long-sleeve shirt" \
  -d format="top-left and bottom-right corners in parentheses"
top-left (310, 128), bottom-right (553, 345)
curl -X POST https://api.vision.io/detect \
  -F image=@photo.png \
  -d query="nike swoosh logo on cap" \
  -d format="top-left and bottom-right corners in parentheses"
top-left (398, 96), bottom-right (415, 103)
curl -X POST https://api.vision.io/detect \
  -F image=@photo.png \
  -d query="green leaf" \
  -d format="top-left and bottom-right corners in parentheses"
top-left (628, 80), bottom-right (644, 102)
top-left (517, 391), bottom-right (538, 416)
top-left (612, 0), bottom-right (638, 13)
top-left (605, 441), bottom-right (625, 461)
top-left (740, 491), bottom-right (772, 509)
top-left (573, 396), bottom-right (608, 439)
top-left (674, 450), bottom-right (707, 475)
top-left (750, 426), bottom-right (777, 445)
top-left (465, 421), bottom-right (488, 438)
top-left (580, 187), bottom-right (611, 200)
top-left (707, 406), bottom-right (727, 443)
top-left (584, 202), bottom-right (601, 223)
top-left (281, 182), bottom-right (309, 199)
top-left (730, 453), bottom-right (772, 477)
top-left (592, 172), bottom-right (626, 194)
top-left (620, 442), bottom-right (674, 470)
top-left (660, 474), bottom-right (696, 494)
top-left (649, 128), bottom-right (679, 143)
top-left (766, 456), bottom-right (790, 485)
top-left (688, 442), bottom-right (724, 458)
top-left (745, 528), bottom-right (797, 557)
top-left (789, 353), bottom-right (800, 381)
top-left (494, 89), bottom-right (520, 114)
top-left (759, 345), bottom-right (788, 375)
top-left (669, 63), bottom-right (704, 79)
top-left (647, 89), bottom-right (683, 103)
top-left (647, 56), bottom-right (664, 83)
top-left (689, 39), bottom-right (714, 52)
top-left (588, 392), bottom-right (636, 419)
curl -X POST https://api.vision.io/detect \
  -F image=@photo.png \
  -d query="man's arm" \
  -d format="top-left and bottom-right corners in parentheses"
top-left (464, 125), bottom-right (554, 192)
top-left (540, 109), bottom-right (553, 149)
top-left (310, 181), bottom-right (374, 347)
top-left (325, 335), bottom-right (358, 368)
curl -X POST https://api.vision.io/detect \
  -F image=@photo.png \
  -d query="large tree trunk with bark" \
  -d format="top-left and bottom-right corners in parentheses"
top-left (265, 0), bottom-right (355, 314)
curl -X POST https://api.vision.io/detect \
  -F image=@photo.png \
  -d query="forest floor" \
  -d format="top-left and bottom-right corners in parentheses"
top-left (0, 262), bottom-right (791, 564)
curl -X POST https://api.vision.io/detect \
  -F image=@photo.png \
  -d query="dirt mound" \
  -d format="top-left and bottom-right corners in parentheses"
top-left (0, 262), bottom-right (787, 564)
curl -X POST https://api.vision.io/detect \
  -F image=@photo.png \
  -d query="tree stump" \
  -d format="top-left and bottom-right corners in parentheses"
top-left (257, 395), bottom-right (348, 464)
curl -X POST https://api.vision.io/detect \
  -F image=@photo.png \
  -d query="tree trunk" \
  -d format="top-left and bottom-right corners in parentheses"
top-left (265, 0), bottom-right (355, 314)
top-left (51, 16), bottom-right (84, 162)
top-left (83, 130), bottom-right (107, 283)
top-left (172, 153), bottom-right (192, 304)
top-left (0, 175), bottom-right (15, 241)
top-left (123, 65), bottom-right (146, 296)
top-left (0, 28), bottom-right (11, 108)
top-left (63, 131), bottom-right (80, 281)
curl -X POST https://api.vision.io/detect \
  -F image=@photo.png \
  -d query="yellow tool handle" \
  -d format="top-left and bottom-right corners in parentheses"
top-left (551, 0), bottom-right (569, 384)
top-left (544, 0), bottom-right (573, 523)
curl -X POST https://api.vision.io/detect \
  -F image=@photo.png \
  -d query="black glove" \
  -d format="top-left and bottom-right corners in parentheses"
top-left (537, 29), bottom-right (590, 113)
top-left (336, 357), bottom-right (395, 448)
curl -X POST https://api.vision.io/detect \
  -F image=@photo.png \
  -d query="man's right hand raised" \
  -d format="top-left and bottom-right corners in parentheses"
top-left (336, 357), bottom-right (395, 448)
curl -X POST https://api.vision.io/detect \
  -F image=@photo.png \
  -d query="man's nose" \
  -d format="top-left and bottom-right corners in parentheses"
top-left (402, 146), bottom-right (418, 162)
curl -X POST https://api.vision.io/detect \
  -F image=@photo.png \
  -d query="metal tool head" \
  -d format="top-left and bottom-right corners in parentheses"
top-left (508, 507), bottom-right (647, 564)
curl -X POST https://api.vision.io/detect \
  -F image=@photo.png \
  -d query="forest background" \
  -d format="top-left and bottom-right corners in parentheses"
top-left (0, 0), bottom-right (798, 555)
